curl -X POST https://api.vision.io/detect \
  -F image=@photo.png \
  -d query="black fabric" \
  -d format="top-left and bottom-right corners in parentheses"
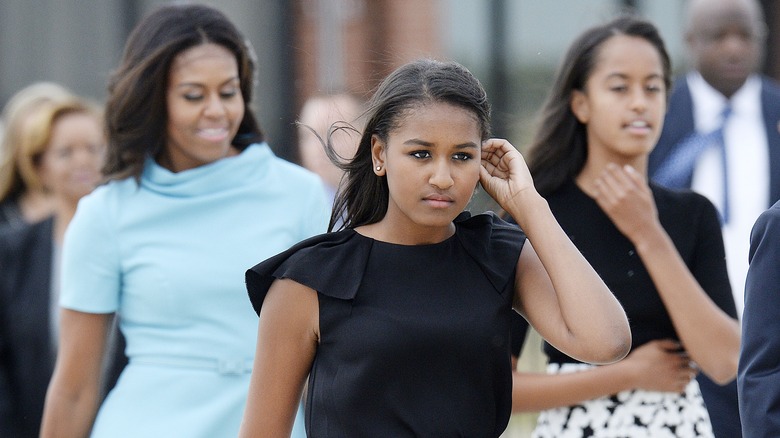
top-left (509, 312), bottom-right (528, 358)
top-left (539, 181), bottom-right (737, 363)
top-left (0, 218), bottom-right (127, 438)
top-left (246, 211), bottom-right (525, 437)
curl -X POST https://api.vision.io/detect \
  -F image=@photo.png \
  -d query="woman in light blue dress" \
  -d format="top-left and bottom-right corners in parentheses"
top-left (40, 4), bottom-right (329, 437)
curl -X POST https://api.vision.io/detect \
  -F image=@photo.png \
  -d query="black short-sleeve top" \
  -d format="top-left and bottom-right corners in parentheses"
top-left (246, 212), bottom-right (525, 437)
top-left (542, 180), bottom-right (736, 364)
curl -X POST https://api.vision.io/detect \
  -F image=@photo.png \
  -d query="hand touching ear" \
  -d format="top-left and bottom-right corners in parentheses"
top-left (480, 138), bottom-right (537, 208)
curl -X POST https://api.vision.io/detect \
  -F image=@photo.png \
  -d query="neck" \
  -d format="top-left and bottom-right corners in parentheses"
top-left (52, 199), bottom-right (78, 245)
top-left (575, 156), bottom-right (648, 196)
top-left (17, 191), bottom-right (55, 223)
top-left (357, 216), bottom-right (456, 246)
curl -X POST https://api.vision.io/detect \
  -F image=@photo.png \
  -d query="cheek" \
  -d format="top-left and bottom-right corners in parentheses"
top-left (229, 99), bottom-right (245, 123)
top-left (459, 163), bottom-right (482, 190)
top-left (36, 160), bottom-right (61, 190)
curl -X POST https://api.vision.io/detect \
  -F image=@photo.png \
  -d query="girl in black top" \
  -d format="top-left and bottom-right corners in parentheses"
top-left (510, 16), bottom-right (740, 437)
top-left (240, 59), bottom-right (631, 437)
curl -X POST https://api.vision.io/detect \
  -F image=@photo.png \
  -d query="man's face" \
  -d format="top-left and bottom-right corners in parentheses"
top-left (687, 0), bottom-right (764, 98)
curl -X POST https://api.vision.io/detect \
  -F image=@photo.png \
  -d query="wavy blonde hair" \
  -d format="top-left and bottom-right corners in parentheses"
top-left (1, 90), bottom-right (103, 199)
top-left (0, 82), bottom-right (75, 201)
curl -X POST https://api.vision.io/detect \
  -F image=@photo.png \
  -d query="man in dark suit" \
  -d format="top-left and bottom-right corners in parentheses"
top-left (648, 1), bottom-right (780, 437)
top-left (739, 200), bottom-right (780, 438)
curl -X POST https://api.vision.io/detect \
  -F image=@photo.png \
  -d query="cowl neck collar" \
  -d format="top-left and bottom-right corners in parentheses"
top-left (141, 143), bottom-right (271, 197)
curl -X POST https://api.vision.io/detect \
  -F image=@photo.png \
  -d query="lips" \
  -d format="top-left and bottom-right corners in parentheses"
top-left (423, 194), bottom-right (454, 208)
top-left (626, 120), bottom-right (649, 129)
top-left (624, 119), bottom-right (653, 135)
top-left (197, 127), bottom-right (230, 141)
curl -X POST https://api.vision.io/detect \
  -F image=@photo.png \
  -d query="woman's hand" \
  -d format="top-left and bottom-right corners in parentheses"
top-left (621, 339), bottom-right (698, 393)
top-left (591, 163), bottom-right (660, 243)
top-left (479, 138), bottom-right (536, 209)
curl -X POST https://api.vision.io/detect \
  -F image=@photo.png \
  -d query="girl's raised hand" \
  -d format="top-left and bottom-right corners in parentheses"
top-left (480, 138), bottom-right (536, 208)
top-left (591, 163), bottom-right (659, 241)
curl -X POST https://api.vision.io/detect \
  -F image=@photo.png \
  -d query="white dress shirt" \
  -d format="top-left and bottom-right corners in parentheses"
top-left (688, 72), bottom-right (769, 317)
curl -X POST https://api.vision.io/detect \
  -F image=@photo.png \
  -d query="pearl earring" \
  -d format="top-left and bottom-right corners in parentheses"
top-left (376, 166), bottom-right (381, 171)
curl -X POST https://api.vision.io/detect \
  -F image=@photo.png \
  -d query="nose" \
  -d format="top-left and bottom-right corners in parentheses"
top-left (73, 145), bottom-right (104, 169)
top-left (629, 86), bottom-right (648, 113)
top-left (429, 159), bottom-right (454, 190)
top-left (204, 93), bottom-right (227, 118)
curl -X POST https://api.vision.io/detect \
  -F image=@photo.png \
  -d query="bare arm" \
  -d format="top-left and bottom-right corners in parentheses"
top-left (239, 278), bottom-right (318, 438)
top-left (40, 309), bottom-right (112, 438)
top-left (480, 139), bottom-right (630, 365)
top-left (511, 339), bottom-right (696, 412)
top-left (593, 164), bottom-right (739, 383)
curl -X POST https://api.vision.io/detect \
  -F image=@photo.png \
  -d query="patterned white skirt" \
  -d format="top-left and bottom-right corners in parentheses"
top-left (531, 363), bottom-right (714, 438)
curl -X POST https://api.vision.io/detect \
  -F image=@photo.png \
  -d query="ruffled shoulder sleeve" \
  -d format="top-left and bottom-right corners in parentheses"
top-left (455, 211), bottom-right (527, 294)
top-left (245, 230), bottom-right (369, 315)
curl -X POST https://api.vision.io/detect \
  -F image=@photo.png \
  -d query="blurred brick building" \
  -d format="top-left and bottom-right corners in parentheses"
top-left (292, 0), bottom-right (441, 109)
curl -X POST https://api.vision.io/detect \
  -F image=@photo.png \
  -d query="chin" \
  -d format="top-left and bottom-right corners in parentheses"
top-left (417, 212), bottom-right (460, 228)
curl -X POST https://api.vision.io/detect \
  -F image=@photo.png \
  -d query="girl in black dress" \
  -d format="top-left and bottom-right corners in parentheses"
top-left (240, 59), bottom-right (631, 437)
top-left (510, 16), bottom-right (740, 437)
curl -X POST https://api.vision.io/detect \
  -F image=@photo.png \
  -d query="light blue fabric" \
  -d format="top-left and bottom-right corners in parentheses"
top-left (61, 143), bottom-right (329, 438)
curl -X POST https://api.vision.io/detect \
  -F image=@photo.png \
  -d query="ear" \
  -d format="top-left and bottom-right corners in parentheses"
top-left (371, 134), bottom-right (386, 176)
top-left (570, 89), bottom-right (590, 124)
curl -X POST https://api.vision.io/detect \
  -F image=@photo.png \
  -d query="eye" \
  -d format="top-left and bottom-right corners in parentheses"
top-left (55, 147), bottom-right (73, 159)
top-left (88, 143), bottom-right (104, 155)
top-left (453, 152), bottom-right (473, 161)
top-left (411, 150), bottom-right (431, 159)
top-left (220, 88), bottom-right (239, 99)
top-left (183, 93), bottom-right (204, 102)
top-left (610, 85), bottom-right (628, 93)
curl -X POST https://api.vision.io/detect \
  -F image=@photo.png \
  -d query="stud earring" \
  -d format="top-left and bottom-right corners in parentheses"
top-left (376, 166), bottom-right (382, 171)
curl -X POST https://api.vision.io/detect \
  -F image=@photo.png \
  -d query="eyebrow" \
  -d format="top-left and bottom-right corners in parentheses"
top-left (403, 138), bottom-right (479, 149)
top-left (605, 72), bottom-right (664, 81)
top-left (176, 76), bottom-right (240, 89)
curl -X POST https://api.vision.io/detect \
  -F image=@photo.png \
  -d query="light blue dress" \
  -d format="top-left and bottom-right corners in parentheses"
top-left (60, 143), bottom-right (329, 437)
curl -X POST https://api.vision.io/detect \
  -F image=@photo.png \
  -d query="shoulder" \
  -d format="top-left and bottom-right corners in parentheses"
top-left (82, 178), bottom-right (137, 207)
top-left (669, 74), bottom-right (691, 97)
top-left (246, 230), bottom-right (368, 314)
top-left (0, 218), bottom-right (52, 271)
top-left (455, 211), bottom-right (525, 239)
top-left (455, 211), bottom-right (526, 290)
top-left (259, 144), bottom-right (324, 187)
top-left (760, 75), bottom-right (780, 97)
top-left (652, 183), bottom-right (720, 228)
top-left (0, 217), bottom-right (51, 251)
top-left (752, 200), bottom-right (780, 235)
top-left (66, 179), bottom-right (136, 243)
top-left (652, 183), bottom-right (715, 213)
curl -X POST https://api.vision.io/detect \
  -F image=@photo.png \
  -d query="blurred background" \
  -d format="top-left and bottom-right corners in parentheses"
top-left (5, 0), bottom-right (780, 162)
top-left (2, 1), bottom-right (777, 436)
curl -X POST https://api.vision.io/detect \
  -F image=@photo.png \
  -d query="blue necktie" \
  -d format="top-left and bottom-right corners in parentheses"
top-left (654, 106), bottom-right (732, 223)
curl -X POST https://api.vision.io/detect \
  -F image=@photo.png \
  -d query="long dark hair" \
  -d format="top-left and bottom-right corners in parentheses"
top-left (103, 4), bottom-right (263, 181)
top-left (325, 59), bottom-right (491, 231)
top-left (526, 15), bottom-right (671, 196)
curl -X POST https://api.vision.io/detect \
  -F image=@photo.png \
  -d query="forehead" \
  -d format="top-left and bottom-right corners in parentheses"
top-left (389, 101), bottom-right (481, 140)
top-left (169, 43), bottom-right (238, 79)
top-left (690, 0), bottom-right (759, 34)
top-left (591, 35), bottom-right (664, 77)
top-left (49, 112), bottom-right (103, 144)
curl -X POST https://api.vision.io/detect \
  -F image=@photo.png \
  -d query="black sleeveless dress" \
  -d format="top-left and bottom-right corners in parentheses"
top-left (246, 212), bottom-right (525, 437)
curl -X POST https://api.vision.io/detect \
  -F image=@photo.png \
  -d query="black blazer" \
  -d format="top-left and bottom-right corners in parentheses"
top-left (0, 218), bottom-right (126, 437)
